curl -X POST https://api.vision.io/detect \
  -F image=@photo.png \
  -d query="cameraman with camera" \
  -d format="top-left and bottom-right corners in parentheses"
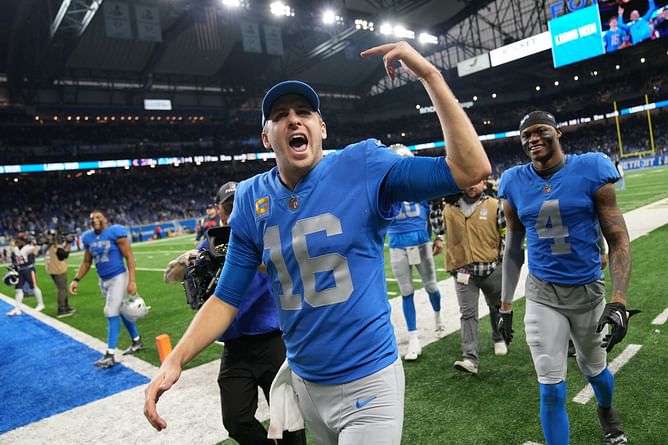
top-left (164, 181), bottom-right (305, 445)
top-left (43, 229), bottom-right (76, 318)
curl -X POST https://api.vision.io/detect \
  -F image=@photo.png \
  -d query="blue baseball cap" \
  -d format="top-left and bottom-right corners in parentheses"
top-left (261, 80), bottom-right (320, 127)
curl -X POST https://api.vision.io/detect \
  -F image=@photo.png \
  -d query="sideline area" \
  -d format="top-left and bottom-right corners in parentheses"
top-left (1, 198), bottom-right (667, 445)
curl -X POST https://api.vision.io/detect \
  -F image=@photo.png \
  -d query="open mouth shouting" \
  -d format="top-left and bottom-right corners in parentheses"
top-left (289, 133), bottom-right (309, 153)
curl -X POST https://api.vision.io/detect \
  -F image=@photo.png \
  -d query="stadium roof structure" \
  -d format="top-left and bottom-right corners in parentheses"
top-left (0, 0), bottom-right (497, 102)
top-left (0, 0), bottom-right (665, 124)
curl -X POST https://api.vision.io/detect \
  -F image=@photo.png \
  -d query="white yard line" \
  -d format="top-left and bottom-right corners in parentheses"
top-left (651, 307), bottom-right (668, 325)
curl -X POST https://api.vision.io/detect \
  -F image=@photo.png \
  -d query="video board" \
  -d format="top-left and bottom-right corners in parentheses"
top-left (549, 0), bottom-right (668, 68)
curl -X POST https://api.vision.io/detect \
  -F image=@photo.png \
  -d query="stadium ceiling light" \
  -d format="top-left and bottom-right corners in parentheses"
top-left (354, 19), bottom-right (374, 31)
top-left (221, 0), bottom-right (241, 7)
top-left (573, 75), bottom-right (579, 80)
top-left (535, 85), bottom-right (541, 91)
top-left (270, 1), bottom-right (294, 17)
top-left (473, 95), bottom-right (478, 101)
top-left (379, 23), bottom-right (393, 35)
top-left (554, 80), bottom-right (559, 86)
top-left (393, 25), bottom-right (415, 39)
top-left (640, 57), bottom-right (646, 63)
top-left (615, 64), bottom-right (621, 70)
top-left (592, 70), bottom-right (598, 76)
top-left (418, 32), bottom-right (437, 44)
top-left (322, 10), bottom-right (342, 25)
top-left (415, 104), bottom-right (420, 109)
top-left (491, 93), bottom-right (497, 98)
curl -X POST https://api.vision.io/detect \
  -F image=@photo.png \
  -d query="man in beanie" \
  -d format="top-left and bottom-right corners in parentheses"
top-left (497, 111), bottom-right (635, 445)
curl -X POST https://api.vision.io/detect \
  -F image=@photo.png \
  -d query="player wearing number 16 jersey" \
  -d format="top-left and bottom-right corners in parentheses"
top-left (498, 111), bottom-right (633, 445)
top-left (144, 41), bottom-right (492, 444)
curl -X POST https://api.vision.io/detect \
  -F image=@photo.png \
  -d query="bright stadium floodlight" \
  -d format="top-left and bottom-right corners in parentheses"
top-left (418, 32), bottom-right (437, 44)
top-left (354, 18), bottom-right (373, 31)
top-left (322, 10), bottom-right (335, 24)
top-left (221, 0), bottom-right (241, 7)
top-left (270, 1), bottom-right (293, 17)
top-left (393, 25), bottom-right (414, 39)
top-left (380, 23), bottom-right (392, 35)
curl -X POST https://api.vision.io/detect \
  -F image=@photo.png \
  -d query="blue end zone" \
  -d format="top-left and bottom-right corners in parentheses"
top-left (0, 299), bottom-right (150, 434)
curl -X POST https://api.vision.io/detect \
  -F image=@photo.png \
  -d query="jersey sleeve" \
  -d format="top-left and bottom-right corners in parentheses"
top-left (380, 151), bottom-right (460, 217)
top-left (213, 231), bottom-right (261, 308)
top-left (362, 139), bottom-right (403, 220)
top-left (497, 168), bottom-right (514, 202)
top-left (111, 224), bottom-right (129, 240)
top-left (591, 153), bottom-right (620, 194)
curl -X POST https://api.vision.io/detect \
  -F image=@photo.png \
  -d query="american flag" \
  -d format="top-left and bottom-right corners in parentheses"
top-left (192, 6), bottom-right (221, 51)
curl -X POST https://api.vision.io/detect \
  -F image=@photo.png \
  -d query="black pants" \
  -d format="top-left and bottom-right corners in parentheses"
top-left (218, 330), bottom-right (306, 445)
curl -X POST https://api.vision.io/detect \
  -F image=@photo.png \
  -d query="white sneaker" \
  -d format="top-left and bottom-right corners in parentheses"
top-left (35, 304), bottom-right (45, 312)
top-left (7, 308), bottom-right (22, 317)
top-left (434, 312), bottom-right (446, 338)
top-left (454, 359), bottom-right (478, 375)
top-left (494, 341), bottom-right (508, 356)
top-left (404, 333), bottom-right (421, 361)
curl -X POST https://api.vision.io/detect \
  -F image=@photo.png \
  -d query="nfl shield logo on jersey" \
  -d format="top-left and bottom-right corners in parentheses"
top-left (543, 183), bottom-right (552, 194)
top-left (288, 195), bottom-right (300, 210)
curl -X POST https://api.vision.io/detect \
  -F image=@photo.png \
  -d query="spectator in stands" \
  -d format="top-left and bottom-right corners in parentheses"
top-left (653, 7), bottom-right (668, 38)
top-left (69, 210), bottom-right (144, 368)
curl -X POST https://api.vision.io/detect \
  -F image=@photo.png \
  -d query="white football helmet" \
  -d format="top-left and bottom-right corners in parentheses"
top-left (389, 143), bottom-right (414, 158)
top-left (120, 294), bottom-right (150, 322)
top-left (3, 267), bottom-right (19, 286)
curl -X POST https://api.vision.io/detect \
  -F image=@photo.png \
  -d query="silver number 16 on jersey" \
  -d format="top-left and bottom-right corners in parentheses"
top-left (264, 213), bottom-right (354, 310)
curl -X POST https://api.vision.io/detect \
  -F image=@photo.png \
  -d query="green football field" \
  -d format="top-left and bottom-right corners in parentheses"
top-left (13, 165), bottom-right (668, 444)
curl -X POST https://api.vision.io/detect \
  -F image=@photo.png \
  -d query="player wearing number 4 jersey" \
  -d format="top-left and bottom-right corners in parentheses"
top-left (498, 111), bottom-right (636, 445)
top-left (144, 41), bottom-right (491, 445)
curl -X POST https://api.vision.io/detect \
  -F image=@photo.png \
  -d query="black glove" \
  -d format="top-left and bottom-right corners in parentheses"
top-left (498, 310), bottom-right (514, 345)
top-left (596, 302), bottom-right (641, 352)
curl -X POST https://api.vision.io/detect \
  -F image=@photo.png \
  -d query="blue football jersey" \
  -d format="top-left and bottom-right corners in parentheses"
top-left (387, 201), bottom-right (431, 248)
top-left (82, 224), bottom-right (128, 280)
top-left (499, 153), bottom-right (619, 285)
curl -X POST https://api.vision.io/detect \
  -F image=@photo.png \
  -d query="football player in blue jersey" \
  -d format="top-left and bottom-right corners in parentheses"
top-left (387, 144), bottom-right (445, 361)
top-left (144, 41), bottom-right (491, 444)
top-left (69, 210), bottom-right (144, 368)
top-left (498, 111), bottom-right (634, 445)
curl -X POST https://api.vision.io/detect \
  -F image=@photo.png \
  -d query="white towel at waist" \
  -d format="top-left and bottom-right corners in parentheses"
top-left (267, 359), bottom-right (304, 439)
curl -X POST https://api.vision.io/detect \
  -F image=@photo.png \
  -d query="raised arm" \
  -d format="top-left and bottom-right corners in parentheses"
top-left (360, 41), bottom-right (491, 188)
